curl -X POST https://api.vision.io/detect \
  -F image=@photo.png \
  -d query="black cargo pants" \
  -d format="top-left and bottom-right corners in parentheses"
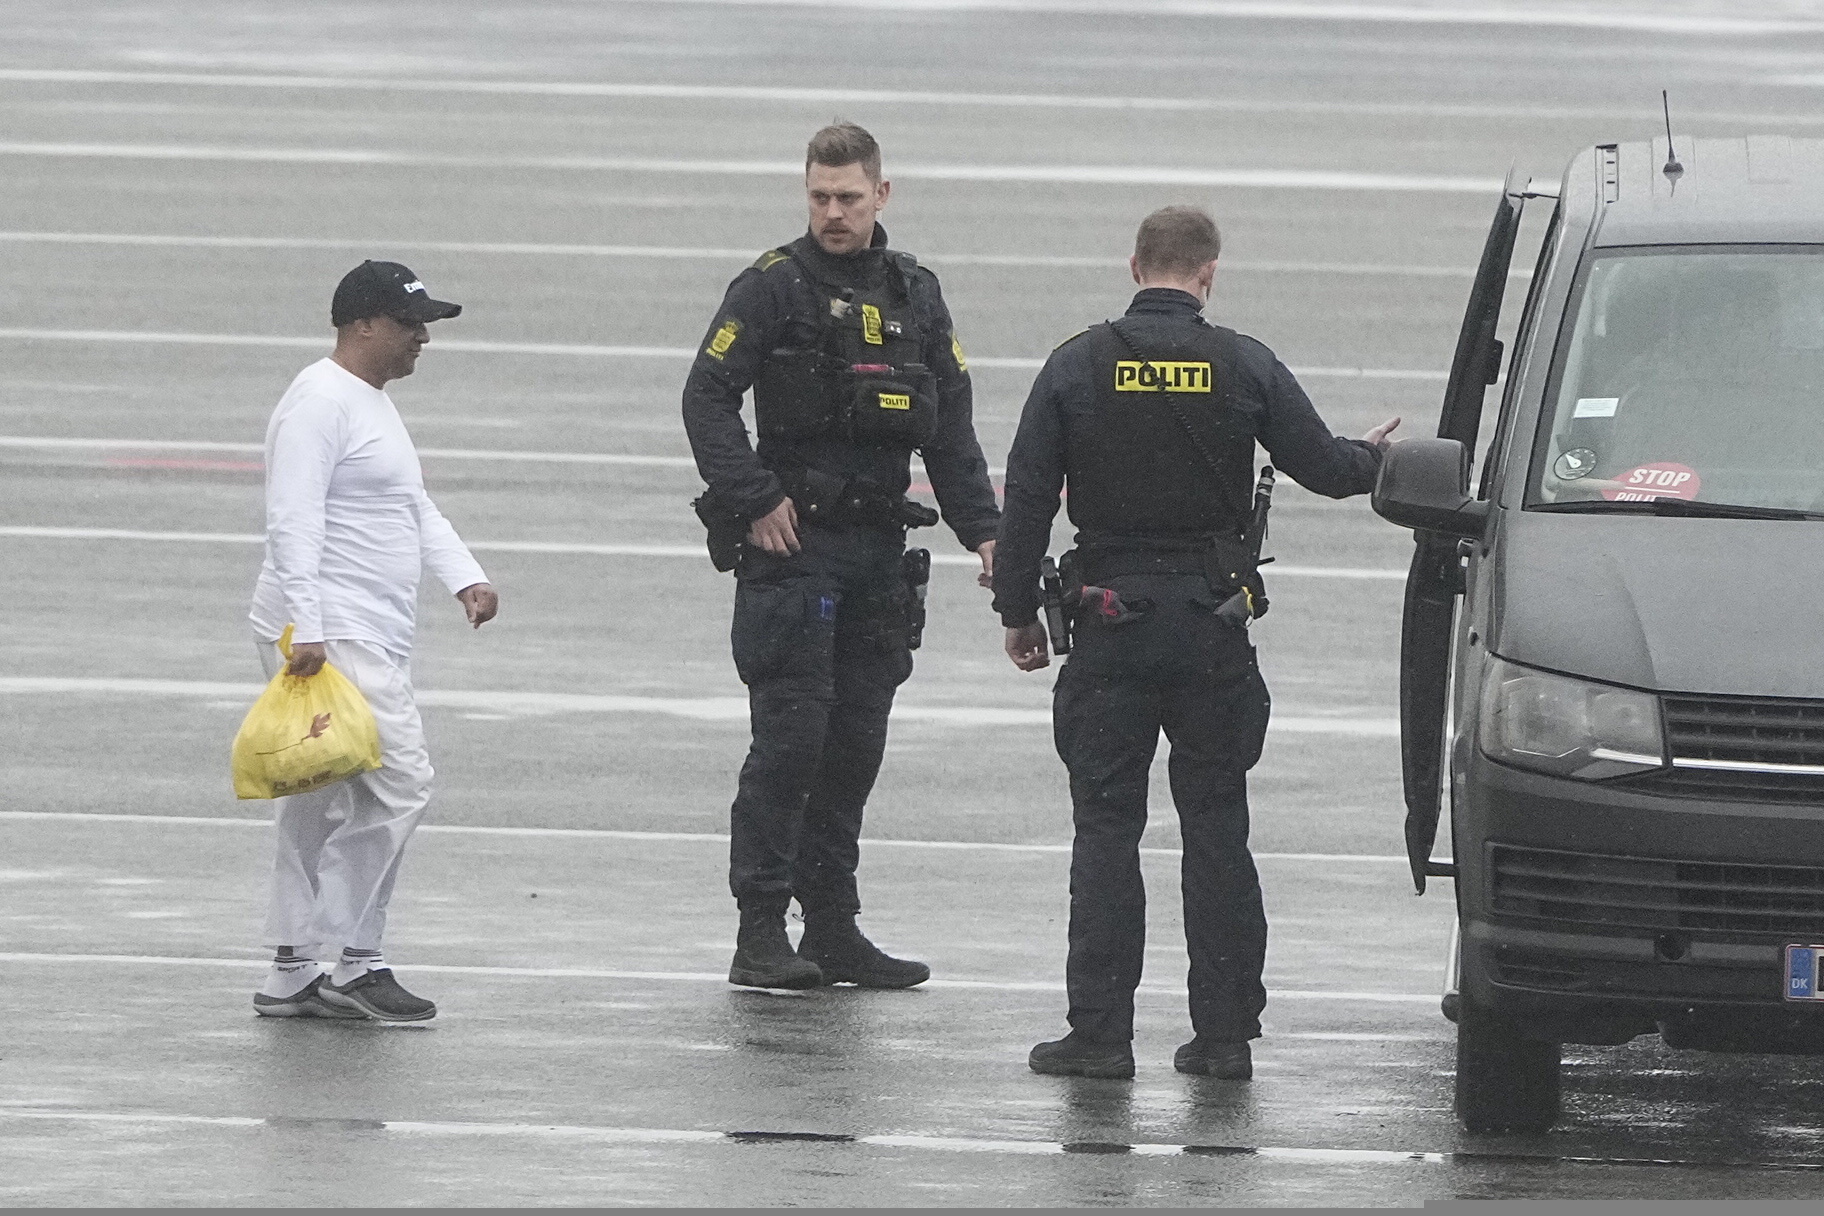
top-left (1053, 571), bottom-right (1273, 1044)
top-left (727, 521), bottom-right (915, 919)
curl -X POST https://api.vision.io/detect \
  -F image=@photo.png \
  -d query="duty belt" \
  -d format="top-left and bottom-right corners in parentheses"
top-left (782, 467), bottom-right (940, 532)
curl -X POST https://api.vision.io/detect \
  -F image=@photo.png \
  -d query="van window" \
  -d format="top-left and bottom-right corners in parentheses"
top-left (1529, 246), bottom-right (1824, 512)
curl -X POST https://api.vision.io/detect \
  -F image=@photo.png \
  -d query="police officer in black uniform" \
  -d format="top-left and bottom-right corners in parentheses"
top-left (993, 206), bottom-right (1400, 1079)
top-left (684, 123), bottom-right (1001, 991)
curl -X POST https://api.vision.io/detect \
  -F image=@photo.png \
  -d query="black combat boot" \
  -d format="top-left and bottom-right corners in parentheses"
top-left (1028, 1031), bottom-right (1136, 1079)
top-left (1174, 1037), bottom-right (1252, 1079)
top-left (797, 916), bottom-right (930, 989)
top-left (729, 907), bottom-right (824, 990)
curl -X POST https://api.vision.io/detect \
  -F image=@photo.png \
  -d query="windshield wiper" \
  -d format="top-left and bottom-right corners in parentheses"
top-left (1532, 499), bottom-right (1824, 521)
top-left (1649, 498), bottom-right (1824, 521)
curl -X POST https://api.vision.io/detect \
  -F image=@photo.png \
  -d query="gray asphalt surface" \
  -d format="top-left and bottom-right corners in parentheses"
top-left (6, 1), bottom-right (1824, 1206)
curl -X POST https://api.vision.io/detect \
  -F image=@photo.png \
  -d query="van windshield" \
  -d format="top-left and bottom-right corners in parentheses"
top-left (1530, 247), bottom-right (1824, 513)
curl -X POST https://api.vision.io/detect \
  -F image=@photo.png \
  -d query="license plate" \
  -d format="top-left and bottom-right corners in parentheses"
top-left (1785, 944), bottom-right (1824, 1001)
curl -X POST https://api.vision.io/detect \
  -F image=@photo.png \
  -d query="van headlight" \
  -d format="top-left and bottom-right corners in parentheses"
top-left (1478, 658), bottom-right (1666, 780)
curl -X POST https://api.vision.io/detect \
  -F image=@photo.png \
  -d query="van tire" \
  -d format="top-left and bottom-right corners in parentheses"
top-left (1455, 1002), bottom-right (1561, 1133)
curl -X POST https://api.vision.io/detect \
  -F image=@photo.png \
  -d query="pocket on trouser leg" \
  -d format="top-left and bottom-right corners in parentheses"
top-left (1234, 663), bottom-right (1271, 772)
top-left (834, 588), bottom-right (915, 690)
top-left (731, 578), bottom-right (838, 689)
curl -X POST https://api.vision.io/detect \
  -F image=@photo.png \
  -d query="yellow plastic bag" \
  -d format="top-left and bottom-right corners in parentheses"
top-left (231, 625), bottom-right (384, 800)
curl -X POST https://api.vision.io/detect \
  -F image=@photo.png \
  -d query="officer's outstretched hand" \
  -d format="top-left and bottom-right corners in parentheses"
top-left (1005, 622), bottom-right (1050, 672)
top-left (747, 497), bottom-right (801, 556)
top-left (1363, 416), bottom-right (1402, 450)
top-left (974, 539), bottom-right (996, 589)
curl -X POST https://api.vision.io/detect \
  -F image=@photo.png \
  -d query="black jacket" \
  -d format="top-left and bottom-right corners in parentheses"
top-left (992, 288), bottom-right (1383, 626)
top-left (681, 224), bottom-right (1001, 552)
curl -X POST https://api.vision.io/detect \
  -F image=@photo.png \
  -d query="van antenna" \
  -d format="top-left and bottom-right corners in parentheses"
top-left (1661, 90), bottom-right (1684, 180)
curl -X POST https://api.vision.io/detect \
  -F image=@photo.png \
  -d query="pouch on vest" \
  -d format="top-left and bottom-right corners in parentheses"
top-left (847, 366), bottom-right (937, 447)
top-left (753, 346), bottom-right (837, 439)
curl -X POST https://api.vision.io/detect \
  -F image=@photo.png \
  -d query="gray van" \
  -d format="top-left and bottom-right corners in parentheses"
top-left (1373, 136), bottom-right (1824, 1134)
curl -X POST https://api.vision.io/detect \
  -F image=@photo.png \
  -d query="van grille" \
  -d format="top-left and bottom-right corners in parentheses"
top-left (1624, 694), bottom-right (1824, 805)
top-left (1664, 695), bottom-right (1824, 765)
top-left (1490, 844), bottom-right (1824, 938)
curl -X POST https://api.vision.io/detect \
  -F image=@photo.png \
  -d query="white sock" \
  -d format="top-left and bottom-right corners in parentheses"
top-left (329, 948), bottom-right (384, 987)
top-left (259, 954), bottom-right (322, 999)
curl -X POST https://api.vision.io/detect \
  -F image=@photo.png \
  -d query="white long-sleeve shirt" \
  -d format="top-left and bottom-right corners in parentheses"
top-left (249, 358), bottom-right (487, 655)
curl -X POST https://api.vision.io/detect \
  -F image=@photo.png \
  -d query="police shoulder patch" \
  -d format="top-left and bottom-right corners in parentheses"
top-left (1052, 327), bottom-right (1092, 353)
top-left (751, 248), bottom-right (792, 272)
top-left (705, 318), bottom-right (741, 361)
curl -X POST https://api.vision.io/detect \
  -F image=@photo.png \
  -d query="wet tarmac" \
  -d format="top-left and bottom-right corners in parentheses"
top-left (7, 0), bottom-right (1824, 1205)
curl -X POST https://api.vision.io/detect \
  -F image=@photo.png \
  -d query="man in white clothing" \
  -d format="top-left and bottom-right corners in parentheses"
top-left (248, 260), bottom-right (498, 1023)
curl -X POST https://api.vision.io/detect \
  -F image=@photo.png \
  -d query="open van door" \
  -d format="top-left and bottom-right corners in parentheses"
top-left (1400, 168), bottom-right (1527, 893)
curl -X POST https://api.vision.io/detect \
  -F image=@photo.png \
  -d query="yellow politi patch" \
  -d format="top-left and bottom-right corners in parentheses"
top-left (706, 319), bottom-right (741, 360)
top-left (861, 303), bottom-right (884, 345)
top-left (951, 332), bottom-right (969, 371)
top-left (878, 392), bottom-right (912, 411)
top-left (1114, 360), bottom-right (1213, 393)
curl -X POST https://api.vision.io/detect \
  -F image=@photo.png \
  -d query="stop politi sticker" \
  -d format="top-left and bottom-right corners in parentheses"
top-left (1602, 462), bottom-right (1701, 502)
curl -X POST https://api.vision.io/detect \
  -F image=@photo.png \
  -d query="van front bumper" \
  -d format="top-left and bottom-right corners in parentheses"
top-left (1456, 754), bottom-right (1824, 1048)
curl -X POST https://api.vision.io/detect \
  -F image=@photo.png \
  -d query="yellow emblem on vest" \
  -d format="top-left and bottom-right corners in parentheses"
top-left (861, 303), bottom-right (884, 345)
top-left (878, 392), bottom-right (912, 411)
top-left (752, 249), bottom-right (790, 271)
top-left (706, 319), bottom-right (741, 361)
top-left (950, 332), bottom-right (969, 372)
top-left (1114, 360), bottom-right (1212, 393)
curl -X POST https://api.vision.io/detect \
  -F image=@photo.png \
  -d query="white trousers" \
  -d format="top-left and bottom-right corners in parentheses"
top-left (256, 637), bottom-right (433, 952)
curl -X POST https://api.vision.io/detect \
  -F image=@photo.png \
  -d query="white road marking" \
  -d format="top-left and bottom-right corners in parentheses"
top-left (560, 0), bottom-right (1824, 36)
top-left (1284, 1032), bottom-right (1442, 1041)
top-left (0, 1108), bottom-right (1791, 1171)
top-left (0, 143), bottom-right (1502, 194)
top-left (0, 950), bottom-right (1431, 1002)
top-left (0, 1107), bottom-right (1464, 1163)
top-left (0, 229), bottom-right (1515, 279)
top-left (0, 329), bottom-right (1449, 380)
top-left (0, 676), bottom-right (1400, 734)
top-left (0, 435), bottom-right (699, 467)
top-left (0, 525), bottom-right (1409, 580)
top-left (0, 810), bottom-right (1431, 866)
top-left (3, 66), bottom-right (1815, 119)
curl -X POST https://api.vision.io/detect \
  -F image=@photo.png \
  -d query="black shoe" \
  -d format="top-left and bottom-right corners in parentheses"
top-left (729, 910), bottom-right (824, 990)
top-left (318, 968), bottom-right (437, 1022)
top-left (1174, 1037), bottom-right (1251, 1079)
top-left (797, 918), bottom-right (930, 989)
top-left (1029, 1031), bottom-right (1136, 1079)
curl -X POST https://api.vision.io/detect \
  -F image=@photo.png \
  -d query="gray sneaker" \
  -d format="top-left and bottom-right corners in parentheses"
top-left (318, 968), bottom-right (437, 1022)
top-left (253, 974), bottom-right (368, 1019)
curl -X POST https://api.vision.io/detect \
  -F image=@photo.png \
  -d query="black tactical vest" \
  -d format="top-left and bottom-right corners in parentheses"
top-left (1067, 320), bottom-right (1255, 541)
top-left (752, 248), bottom-right (939, 449)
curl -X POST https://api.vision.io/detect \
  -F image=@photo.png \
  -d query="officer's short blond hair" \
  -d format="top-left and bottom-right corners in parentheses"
top-left (1134, 206), bottom-right (1223, 278)
top-left (807, 122), bottom-right (882, 184)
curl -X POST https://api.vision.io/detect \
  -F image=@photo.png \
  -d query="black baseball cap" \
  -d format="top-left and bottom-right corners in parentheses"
top-left (331, 260), bottom-right (462, 327)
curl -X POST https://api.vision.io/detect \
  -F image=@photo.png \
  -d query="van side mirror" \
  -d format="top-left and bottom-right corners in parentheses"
top-left (1372, 438), bottom-right (1490, 538)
